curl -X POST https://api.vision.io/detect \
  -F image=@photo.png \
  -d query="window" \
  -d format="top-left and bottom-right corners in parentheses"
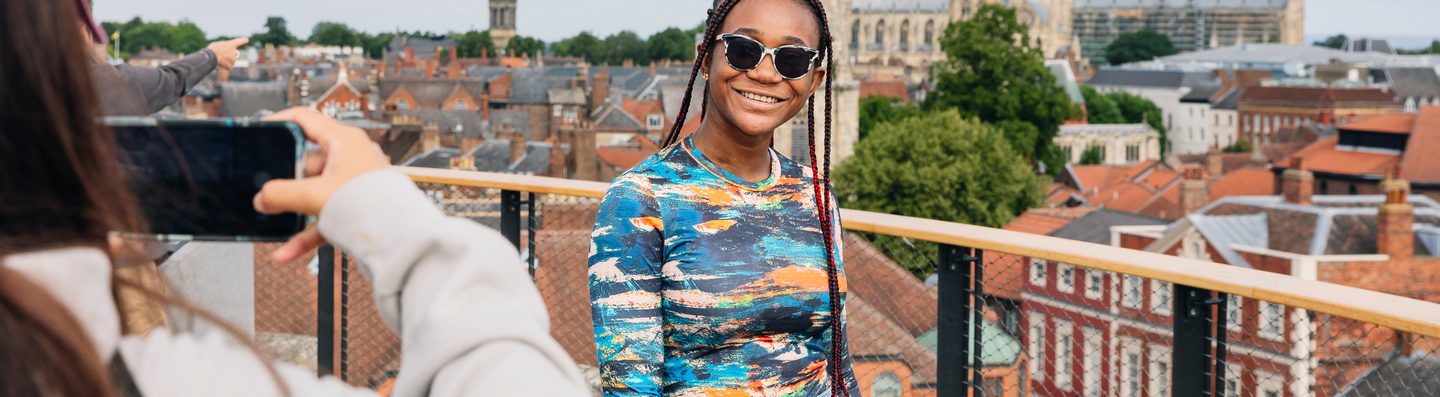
top-left (1126, 144), bottom-right (1140, 162)
top-left (851, 20), bottom-right (860, 51)
top-left (647, 114), bottom-right (663, 130)
top-left (872, 372), bottom-right (903, 397)
top-left (1028, 313), bottom-right (1047, 381)
top-left (924, 20), bottom-right (936, 47)
top-left (1123, 275), bottom-right (1142, 308)
top-left (1120, 340), bottom-right (1142, 397)
top-left (454, 99), bottom-right (468, 110)
top-left (1151, 280), bottom-right (1172, 315)
top-left (1223, 365), bottom-right (1242, 397)
top-left (1058, 264), bottom-right (1075, 293)
top-left (396, 99), bottom-right (410, 110)
top-left (1098, 146), bottom-right (1107, 163)
top-left (875, 20), bottom-right (886, 46)
top-left (899, 20), bottom-right (910, 51)
top-left (1256, 370), bottom-right (1282, 397)
top-left (563, 109), bottom-right (578, 123)
top-left (1149, 346), bottom-right (1172, 397)
top-left (1082, 328), bottom-right (1102, 397)
top-left (552, 104), bottom-right (563, 117)
top-left (1260, 301), bottom-right (1284, 339)
top-left (1056, 322), bottom-right (1074, 391)
top-left (1029, 258), bottom-right (1047, 286)
top-left (1226, 294), bottom-right (1242, 331)
top-left (1085, 270), bottom-right (1103, 300)
top-left (1063, 145), bottom-right (1073, 162)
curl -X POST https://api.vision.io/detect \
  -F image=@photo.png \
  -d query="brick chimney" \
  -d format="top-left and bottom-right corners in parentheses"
top-left (1282, 159), bottom-right (1314, 205)
top-left (649, 63), bottom-right (657, 78)
top-left (460, 136), bottom-right (483, 154)
top-left (449, 155), bottom-right (476, 171)
top-left (1181, 167), bottom-right (1210, 214)
top-left (1206, 150), bottom-right (1224, 178)
top-left (480, 92), bottom-right (491, 121)
top-left (421, 123), bottom-right (441, 153)
top-left (1377, 176), bottom-right (1414, 260)
top-left (591, 69), bottom-right (611, 113)
top-left (404, 46), bottom-right (415, 65)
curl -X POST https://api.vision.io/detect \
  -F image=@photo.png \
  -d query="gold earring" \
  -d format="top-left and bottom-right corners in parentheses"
top-left (703, 72), bottom-right (710, 81)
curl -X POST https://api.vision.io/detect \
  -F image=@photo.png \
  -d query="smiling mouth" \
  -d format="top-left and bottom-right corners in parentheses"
top-left (737, 89), bottom-right (784, 105)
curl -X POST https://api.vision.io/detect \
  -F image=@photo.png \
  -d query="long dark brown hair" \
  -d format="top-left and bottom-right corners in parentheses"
top-left (0, 1), bottom-right (290, 396)
top-left (659, 1), bottom-right (848, 395)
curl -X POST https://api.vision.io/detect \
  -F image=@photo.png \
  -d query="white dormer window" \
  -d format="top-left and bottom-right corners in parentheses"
top-left (454, 99), bottom-right (468, 110)
top-left (647, 114), bottom-right (664, 130)
top-left (396, 99), bottom-right (410, 110)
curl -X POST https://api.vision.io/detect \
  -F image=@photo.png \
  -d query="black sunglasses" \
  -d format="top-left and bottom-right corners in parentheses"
top-left (716, 33), bottom-right (821, 80)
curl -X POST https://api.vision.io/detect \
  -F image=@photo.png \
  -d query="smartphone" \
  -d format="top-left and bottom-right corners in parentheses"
top-left (108, 118), bottom-right (307, 241)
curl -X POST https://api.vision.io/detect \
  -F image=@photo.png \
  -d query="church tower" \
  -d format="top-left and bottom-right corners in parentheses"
top-left (490, 0), bottom-right (517, 52)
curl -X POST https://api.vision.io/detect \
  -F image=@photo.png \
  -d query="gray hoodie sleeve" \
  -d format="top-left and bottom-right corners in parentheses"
top-left (317, 170), bottom-right (589, 397)
top-left (110, 49), bottom-right (218, 114)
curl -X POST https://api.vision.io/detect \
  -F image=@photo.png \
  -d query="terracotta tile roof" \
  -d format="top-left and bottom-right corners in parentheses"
top-left (845, 296), bottom-right (938, 384)
top-left (1278, 136), bottom-right (1400, 176)
top-left (1209, 166), bottom-right (1277, 201)
top-left (1343, 113), bottom-right (1417, 135)
top-left (859, 80), bottom-right (909, 103)
top-left (595, 146), bottom-right (657, 172)
top-left (1401, 107), bottom-right (1440, 183)
top-left (1062, 161), bottom-right (1187, 219)
top-left (1003, 207), bottom-right (1095, 235)
top-left (842, 233), bottom-right (937, 337)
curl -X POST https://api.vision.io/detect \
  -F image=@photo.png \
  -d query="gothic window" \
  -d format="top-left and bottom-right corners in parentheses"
top-left (900, 20), bottom-right (910, 51)
top-left (851, 20), bottom-right (860, 51)
top-left (875, 20), bottom-right (886, 47)
top-left (925, 20), bottom-right (936, 48)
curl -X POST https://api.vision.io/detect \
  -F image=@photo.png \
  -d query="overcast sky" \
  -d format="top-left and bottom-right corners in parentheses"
top-left (93, 0), bottom-right (1438, 44)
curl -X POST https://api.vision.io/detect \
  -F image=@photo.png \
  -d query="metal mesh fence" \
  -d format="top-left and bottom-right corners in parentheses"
top-left (236, 180), bottom-right (1440, 396)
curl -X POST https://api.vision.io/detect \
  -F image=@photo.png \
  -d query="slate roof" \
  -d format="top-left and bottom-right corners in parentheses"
top-left (1212, 87), bottom-right (1246, 110)
top-left (1160, 44), bottom-right (1395, 65)
top-left (1048, 209), bottom-right (1170, 245)
top-left (1181, 84), bottom-right (1223, 103)
top-left (1188, 213), bottom-right (1269, 267)
top-left (401, 141), bottom-right (553, 175)
top-left (593, 102), bottom-right (647, 133)
top-left (1240, 87), bottom-right (1398, 107)
top-left (379, 78), bottom-right (484, 109)
top-left (386, 36), bottom-right (457, 58)
top-left (1087, 69), bottom-right (1217, 89)
top-left (1059, 123), bottom-right (1155, 135)
top-left (507, 69), bottom-right (551, 104)
top-left (381, 110), bottom-right (488, 138)
top-left (1186, 195), bottom-right (1440, 258)
top-left (220, 82), bottom-right (288, 117)
top-left (1383, 68), bottom-right (1440, 100)
top-left (400, 147), bottom-right (462, 168)
top-left (1336, 356), bottom-right (1440, 396)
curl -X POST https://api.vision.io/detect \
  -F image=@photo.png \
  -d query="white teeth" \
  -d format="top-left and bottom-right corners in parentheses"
top-left (739, 91), bottom-right (782, 104)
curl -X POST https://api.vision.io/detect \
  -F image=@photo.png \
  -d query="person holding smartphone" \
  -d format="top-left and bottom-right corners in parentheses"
top-left (587, 0), bottom-right (857, 395)
top-left (0, 1), bottom-right (587, 396)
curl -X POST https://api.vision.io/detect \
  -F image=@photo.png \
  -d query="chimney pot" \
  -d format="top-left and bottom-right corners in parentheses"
top-left (1282, 168), bottom-right (1314, 205)
top-left (1378, 176), bottom-right (1415, 260)
top-left (1206, 150), bottom-right (1224, 178)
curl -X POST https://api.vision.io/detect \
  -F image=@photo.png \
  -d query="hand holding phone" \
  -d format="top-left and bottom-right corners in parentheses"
top-left (254, 108), bottom-right (390, 263)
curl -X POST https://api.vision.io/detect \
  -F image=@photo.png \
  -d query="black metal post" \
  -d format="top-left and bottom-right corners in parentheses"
top-left (527, 192), bottom-right (537, 276)
top-left (971, 248), bottom-right (985, 395)
top-left (1212, 293), bottom-right (1230, 397)
top-left (340, 253), bottom-right (350, 382)
top-left (500, 190), bottom-right (522, 250)
top-left (938, 244), bottom-right (980, 396)
top-left (1174, 284), bottom-right (1218, 397)
top-left (317, 245), bottom-right (335, 377)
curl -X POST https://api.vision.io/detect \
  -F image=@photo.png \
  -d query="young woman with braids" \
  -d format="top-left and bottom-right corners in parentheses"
top-left (0, 0), bottom-right (587, 395)
top-left (588, 0), bottom-right (856, 395)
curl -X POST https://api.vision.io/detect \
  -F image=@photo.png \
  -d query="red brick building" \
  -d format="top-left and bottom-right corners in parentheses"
top-left (1275, 106), bottom-right (1440, 201)
top-left (1238, 87), bottom-right (1400, 146)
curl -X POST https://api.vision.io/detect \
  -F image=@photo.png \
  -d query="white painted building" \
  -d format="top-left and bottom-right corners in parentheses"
top-left (1056, 123), bottom-right (1161, 165)
top-left (1087, 69), bottom-right (1218, 155)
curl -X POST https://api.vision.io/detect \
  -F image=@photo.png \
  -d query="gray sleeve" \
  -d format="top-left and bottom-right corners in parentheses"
top-left (111, 49), bottom-right (218, 113)
top-left (317, 170), bottom-right (589, 397)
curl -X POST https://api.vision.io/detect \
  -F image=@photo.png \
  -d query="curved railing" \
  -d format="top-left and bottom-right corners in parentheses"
top-left (402, 166), bottom-right (1440, 340)
top-left (257, 166), bottom-right (1440, 397)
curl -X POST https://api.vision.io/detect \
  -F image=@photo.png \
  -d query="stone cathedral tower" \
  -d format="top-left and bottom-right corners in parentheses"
top-left (490, 0), bottom-right (517, 52)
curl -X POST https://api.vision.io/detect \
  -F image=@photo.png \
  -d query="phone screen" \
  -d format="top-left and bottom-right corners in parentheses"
top-left (110, 120), bottom-right (306, 240)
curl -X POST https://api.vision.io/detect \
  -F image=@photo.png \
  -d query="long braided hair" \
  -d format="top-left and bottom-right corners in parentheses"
top-left (658, 1), bottom-right (847, 395)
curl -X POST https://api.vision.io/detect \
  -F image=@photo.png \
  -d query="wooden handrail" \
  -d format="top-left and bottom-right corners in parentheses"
top-left (398, 166), bottom-right (1440, 339)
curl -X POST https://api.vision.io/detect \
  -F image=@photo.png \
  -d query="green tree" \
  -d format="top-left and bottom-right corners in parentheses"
top-left (1080, 86), bottom-right (1123, 124)
top-left (834, 111), bottom-right (1045, 278)
top-left (924, 4), bottom-right (1077, 174)
top-left (1079, 146), bottom-right (1103, 165)
top-left (309, 22), bottom-right (363, 47)
top-left (1313, 34), bottom-right (1348, 49)
top-left (858, 96), bottom-right (922, 141)
top-left (250, 16), bottom-right (297, 46)
top-left (361, 32), bottom-right (395, 59)
top-left (454, 30), bottom-right (495, 58)
top-left (1223, 138), bottom-right (1252, 154)
top-left (168, 21), bottom-right (208, 54)
top-left (648, 27), bottom-right (697, 63)
top-left (554, 32), bottom-right (605, 63)
top-left (1108, 91), bottom-right (1168, 152)
top-left (604, 31), bottom-right (649, 64)
top-left (1398, 40), bottom-right (1440, 55)
top-left (508, 35), bottom-right (547, 58)
top-left (1104, 30), bottom-right (1177, 65)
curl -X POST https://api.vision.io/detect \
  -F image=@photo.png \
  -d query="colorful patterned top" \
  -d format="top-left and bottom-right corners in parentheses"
top-left (589, 136), bottom-right (857, 397)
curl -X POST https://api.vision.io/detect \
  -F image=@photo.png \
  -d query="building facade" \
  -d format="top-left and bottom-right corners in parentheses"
top-left (1073, 0), bottom-right (1305, 64)
top-left (1237, 86), bottom-right (1400, 146)
top-left (1056, 123), bottom-right (1161, 165)
top-left (489, 0), bottom-right (517, 51)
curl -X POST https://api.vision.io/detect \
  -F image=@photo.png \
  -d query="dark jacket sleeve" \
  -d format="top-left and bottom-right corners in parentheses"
top-left (110, 49), bottom-right (218, 114)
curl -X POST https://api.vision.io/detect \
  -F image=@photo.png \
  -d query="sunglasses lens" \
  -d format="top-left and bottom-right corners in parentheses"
top-left (774, 47), bottom-right (816, 79)
top-left (723, 36), bottom-right (764, 71)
